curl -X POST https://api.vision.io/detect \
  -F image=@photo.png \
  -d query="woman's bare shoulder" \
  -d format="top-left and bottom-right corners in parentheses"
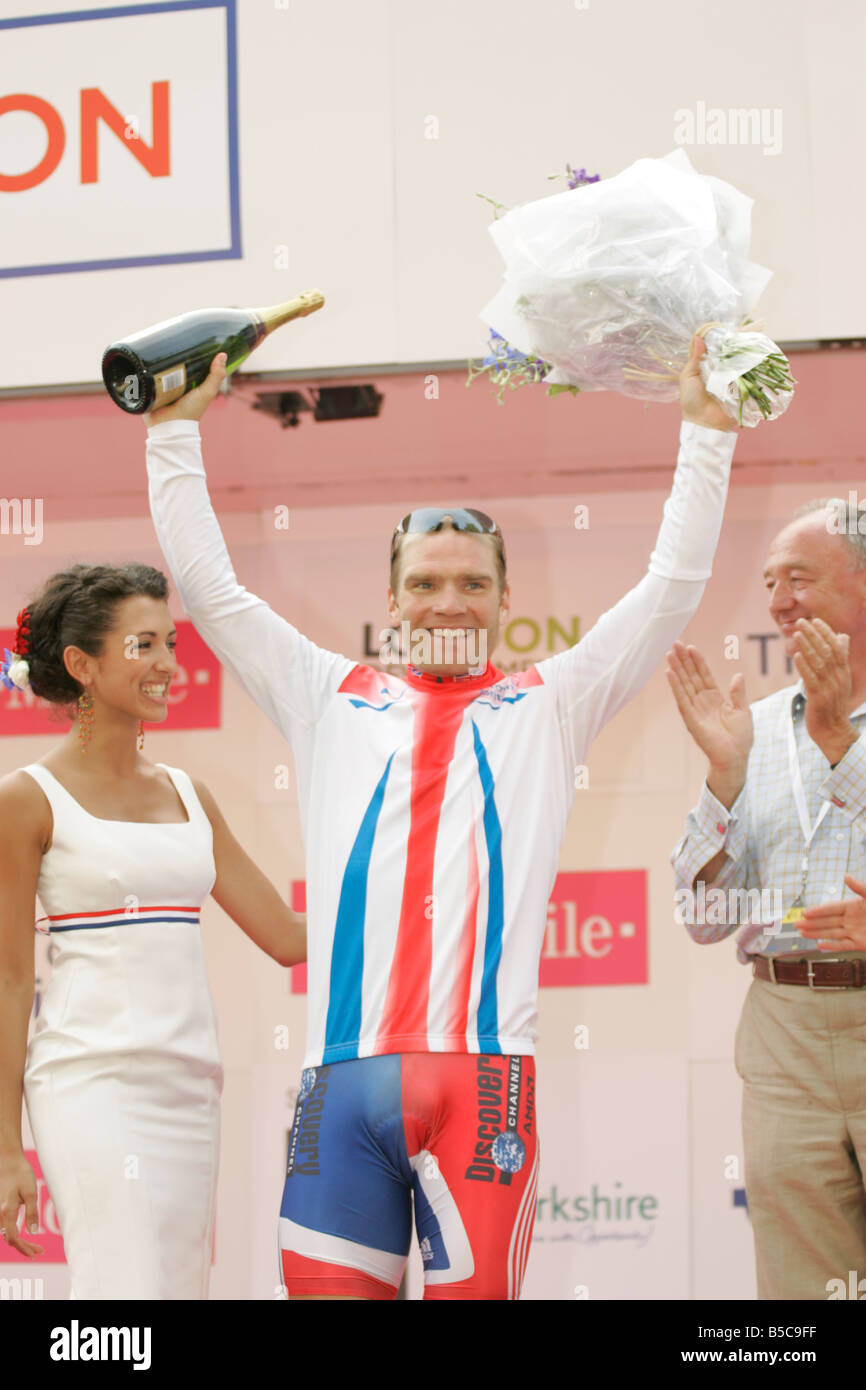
top-left (0, 767), bottom-right (53, 848)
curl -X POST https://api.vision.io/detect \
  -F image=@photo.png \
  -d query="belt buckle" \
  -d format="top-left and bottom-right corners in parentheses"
top-left (807, 957), bottom-right (849, 990)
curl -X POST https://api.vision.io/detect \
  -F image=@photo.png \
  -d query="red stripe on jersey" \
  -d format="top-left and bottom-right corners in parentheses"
top-left (443, 804), bottom-right (480, 1046)
top-left (513, 665), bottom-right (544, 690)
top-left (337, 660), bottom-right (542, 1054)
top-left (374, 690), bottom-right (470, 1051)
top-left (337, 665), bottom-right (406, 700)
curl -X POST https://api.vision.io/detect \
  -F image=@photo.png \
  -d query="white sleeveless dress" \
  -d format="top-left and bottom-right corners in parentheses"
top-left (21, 762), bottom-right (223, 1300)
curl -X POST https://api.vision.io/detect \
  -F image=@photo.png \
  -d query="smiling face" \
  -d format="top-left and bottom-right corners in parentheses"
top-left (387, 529), bottom-right (510, 675)
top-left (65, 594), bottom-right (177, 724)
top-left (762, 511), bottom-right (866, 658)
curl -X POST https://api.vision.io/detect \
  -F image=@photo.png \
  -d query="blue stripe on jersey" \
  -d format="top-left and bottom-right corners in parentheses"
top-left (472, 721), bottom-right (503, 1050)
top-left (323, 751), bottom-right (397, 1064)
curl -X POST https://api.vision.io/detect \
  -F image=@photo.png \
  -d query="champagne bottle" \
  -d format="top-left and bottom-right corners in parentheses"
top-left (101, 290), bottom-right (325, 414)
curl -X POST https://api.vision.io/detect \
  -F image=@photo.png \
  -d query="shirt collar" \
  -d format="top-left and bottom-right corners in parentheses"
top-left (790, 677), bottom-right (866, 719)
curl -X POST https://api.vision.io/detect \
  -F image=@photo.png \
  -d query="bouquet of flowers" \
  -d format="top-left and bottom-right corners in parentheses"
top-left (470, 149), bottom-right (794, 427)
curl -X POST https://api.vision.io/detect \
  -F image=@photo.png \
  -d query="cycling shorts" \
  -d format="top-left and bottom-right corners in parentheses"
top-left (278, 1051), bottom-right (538, 1300)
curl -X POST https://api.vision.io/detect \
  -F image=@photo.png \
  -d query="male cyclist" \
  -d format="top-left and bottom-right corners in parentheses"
top-left (144, 338), bottom-right (736, 1298)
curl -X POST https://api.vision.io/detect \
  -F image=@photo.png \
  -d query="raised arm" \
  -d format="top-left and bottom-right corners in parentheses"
top-left (538, 336), bottom-right (739, 756)
top-left (144, 355), bottom-right (354, 739)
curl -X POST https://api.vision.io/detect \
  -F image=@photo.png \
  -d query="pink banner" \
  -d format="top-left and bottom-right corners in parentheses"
top-left (540, 869), bottom-right (647, 986)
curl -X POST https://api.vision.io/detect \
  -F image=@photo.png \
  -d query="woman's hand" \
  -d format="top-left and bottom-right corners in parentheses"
top-left (0, 1152), bottom-right (44, 1257)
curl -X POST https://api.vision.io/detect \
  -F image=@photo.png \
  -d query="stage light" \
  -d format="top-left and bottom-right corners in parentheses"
top-left (311, 385), bottom-right (383, 422)
top-left (252, 390), bottom-right (315, 428)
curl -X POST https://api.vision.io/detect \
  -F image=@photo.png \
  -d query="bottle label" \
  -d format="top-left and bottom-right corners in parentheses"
top-left (153, 364), bottom-right (187, 408)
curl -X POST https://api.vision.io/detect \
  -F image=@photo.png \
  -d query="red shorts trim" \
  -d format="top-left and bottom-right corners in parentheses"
top-left (281, 1249), bottom-right (397, 1301)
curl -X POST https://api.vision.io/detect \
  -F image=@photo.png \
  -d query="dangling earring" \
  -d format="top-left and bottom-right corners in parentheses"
top-left (137, 720), bottom-right (145, 752)
top-left (77, 689), bottom-right (94, 754)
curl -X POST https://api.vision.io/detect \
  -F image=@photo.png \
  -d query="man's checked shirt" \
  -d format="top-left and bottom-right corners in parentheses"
top-left (672, 680), bottom-right (866, 961)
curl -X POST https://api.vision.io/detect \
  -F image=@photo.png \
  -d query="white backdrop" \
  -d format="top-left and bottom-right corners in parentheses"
top-left (1, 0), bottom-right (865, 392)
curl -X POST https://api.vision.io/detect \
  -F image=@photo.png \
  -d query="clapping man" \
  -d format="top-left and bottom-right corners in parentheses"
top-left (668, 496), bottom-right (866, 1300)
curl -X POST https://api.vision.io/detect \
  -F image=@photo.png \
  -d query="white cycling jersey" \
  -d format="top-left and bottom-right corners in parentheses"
top-left (146, 418), bottom-right (736, 1067)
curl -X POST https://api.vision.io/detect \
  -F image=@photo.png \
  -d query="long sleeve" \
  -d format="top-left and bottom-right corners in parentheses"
top-left (536, 419), bottom-right (737, 760)
top-left (671, 781), bottom-right (753, 944)
top-left (145, 418), bottom-right (355, 740)
top-left (820, 734), bottom-right (866, 837)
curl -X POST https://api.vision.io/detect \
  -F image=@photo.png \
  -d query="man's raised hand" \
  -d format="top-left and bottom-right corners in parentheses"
top-left (144, 353), bottom-right (227, 428)
top-left (679, 334), bottom-right (738, 433)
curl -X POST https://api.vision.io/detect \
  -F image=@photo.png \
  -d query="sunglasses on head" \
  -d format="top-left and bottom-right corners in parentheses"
top-left (390, 507), bottom-right (502, 562)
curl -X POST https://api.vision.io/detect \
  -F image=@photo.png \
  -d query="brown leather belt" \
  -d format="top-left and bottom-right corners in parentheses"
top-left (753, 956), bottom-right (866, 989)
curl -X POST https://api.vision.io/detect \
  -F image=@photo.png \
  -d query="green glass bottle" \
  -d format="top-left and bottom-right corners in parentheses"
top-left (101, 290), bottom-right (325, 414)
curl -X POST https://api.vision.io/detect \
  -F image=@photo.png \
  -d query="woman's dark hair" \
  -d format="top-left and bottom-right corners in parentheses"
top-left (24, 563), bottom-right (169, 717)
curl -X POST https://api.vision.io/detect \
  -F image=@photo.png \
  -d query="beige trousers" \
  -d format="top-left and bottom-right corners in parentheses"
top-left (735, 973), bottom-right (866, 1300)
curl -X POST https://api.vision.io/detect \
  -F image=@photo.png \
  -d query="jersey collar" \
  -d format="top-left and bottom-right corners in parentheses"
top-left (405, 661), bottom-right (503, 693)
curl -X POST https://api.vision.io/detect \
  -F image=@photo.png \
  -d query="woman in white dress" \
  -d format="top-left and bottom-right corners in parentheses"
top-left (0, 563), bottom-right (306, 1298)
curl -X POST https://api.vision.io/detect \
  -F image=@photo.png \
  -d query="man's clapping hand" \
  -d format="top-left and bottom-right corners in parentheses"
top-left (665, 641), bottom-right (753, 808)
top-left (797, 874), bottom-right (866, 951)
top-left (790, 617), bottom-right (860, 766)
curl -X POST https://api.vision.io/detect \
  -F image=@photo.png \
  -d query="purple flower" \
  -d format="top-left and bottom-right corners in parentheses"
top-left (567, 165), bottom-right (600, 189)
top-left (1, 648), bottom-right (18, 692)
top-left (482, 329), bottom-right (532, 367)
top-left (480, 329), bottom-right (551, 380)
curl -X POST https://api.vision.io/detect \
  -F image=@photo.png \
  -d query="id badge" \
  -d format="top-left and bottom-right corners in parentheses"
top-left (760, 896), bottom-right (807, 954)
top-left (780, 898), bottom-right (805, 928)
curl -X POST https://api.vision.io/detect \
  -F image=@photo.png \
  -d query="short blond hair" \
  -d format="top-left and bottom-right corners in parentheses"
top-left (390, 520), bottom-right (507, 594)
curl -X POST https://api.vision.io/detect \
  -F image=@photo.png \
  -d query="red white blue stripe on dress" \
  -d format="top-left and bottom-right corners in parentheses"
top-left (36, 905), bottom-right (202, 933)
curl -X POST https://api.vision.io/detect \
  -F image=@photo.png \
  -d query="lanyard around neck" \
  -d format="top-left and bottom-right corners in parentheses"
top-left (786, 703), bottom-right (832, 849)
